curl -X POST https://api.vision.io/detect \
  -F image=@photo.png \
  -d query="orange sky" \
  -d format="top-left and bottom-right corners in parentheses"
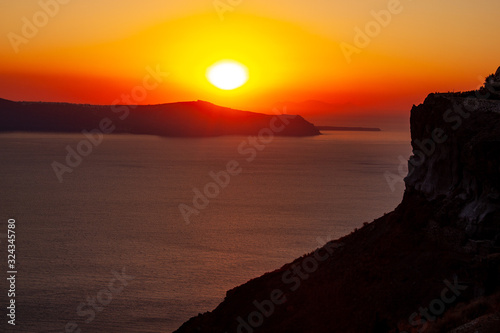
top-left (1, 0), bottom-right (499, 117)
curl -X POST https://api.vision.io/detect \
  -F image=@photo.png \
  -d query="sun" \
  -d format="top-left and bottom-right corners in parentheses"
top-left (206, 60), bottom-right (249, 90)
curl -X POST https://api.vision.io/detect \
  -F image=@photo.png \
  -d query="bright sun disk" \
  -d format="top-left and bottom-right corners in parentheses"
top-left (206, 60), bottom-right (248, 90)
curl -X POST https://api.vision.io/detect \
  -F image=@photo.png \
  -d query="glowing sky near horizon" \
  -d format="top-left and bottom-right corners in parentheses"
top-left (1, 0), bottom-right (500, 115)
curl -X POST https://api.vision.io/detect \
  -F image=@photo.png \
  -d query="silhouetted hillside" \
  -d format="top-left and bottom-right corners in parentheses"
top-left (0, 99), bottom-right (320, 137)
top-left (175, 68), bottom-right (500, 333)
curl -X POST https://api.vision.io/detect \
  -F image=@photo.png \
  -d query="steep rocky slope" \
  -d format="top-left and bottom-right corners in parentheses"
top-left (174, 70), bottom-right (500, 333)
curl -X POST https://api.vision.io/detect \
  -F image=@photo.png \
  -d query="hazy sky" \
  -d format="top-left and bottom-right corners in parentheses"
top-left (1, 0), bottom-right (499, 114)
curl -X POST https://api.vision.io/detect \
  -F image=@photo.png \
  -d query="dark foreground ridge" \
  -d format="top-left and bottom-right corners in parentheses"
top-left (175, 68), bottom-right (500, 332)
top-left (0, 99), bottom-right (320, 137)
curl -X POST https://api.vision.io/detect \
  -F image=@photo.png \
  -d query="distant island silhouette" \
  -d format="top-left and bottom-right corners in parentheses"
top-left (0, 99), bottom-right (320, 137)
top-left (316, 126), bottom-right (381, 131)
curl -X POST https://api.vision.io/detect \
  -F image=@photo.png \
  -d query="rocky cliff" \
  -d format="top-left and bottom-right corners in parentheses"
top-left (174, 69), bottom-right (500, 333)
top-left (405, 91), bottom-right (500, 250)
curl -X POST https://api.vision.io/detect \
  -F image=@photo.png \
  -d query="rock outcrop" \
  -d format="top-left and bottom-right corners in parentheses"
top-left (405, 91), bottom-right (500, 248)
top-left (174, 69), bottom-right (500, 333)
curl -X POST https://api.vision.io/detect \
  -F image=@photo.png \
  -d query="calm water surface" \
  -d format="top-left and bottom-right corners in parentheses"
top-left (0, 130), bottom-right (411, 332)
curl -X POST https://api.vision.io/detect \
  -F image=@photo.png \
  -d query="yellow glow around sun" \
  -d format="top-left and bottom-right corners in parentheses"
top-left (206, 60), bottom-right (249, 90)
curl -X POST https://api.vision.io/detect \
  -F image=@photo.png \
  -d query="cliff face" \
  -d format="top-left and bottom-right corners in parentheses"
top-left (175, 70), bottom-right (500, 333)
top-left (405, 92), bottom-right (500, 246)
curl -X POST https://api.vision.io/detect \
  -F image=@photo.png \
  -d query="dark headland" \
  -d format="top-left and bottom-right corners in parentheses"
top-left (175, 68), bottom-right (500, 332)
top-left (0, 99), bottom-right (320, 137)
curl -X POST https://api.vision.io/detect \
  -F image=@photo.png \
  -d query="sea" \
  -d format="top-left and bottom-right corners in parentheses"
top-left (0, 129), bottom-right (411, 332)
